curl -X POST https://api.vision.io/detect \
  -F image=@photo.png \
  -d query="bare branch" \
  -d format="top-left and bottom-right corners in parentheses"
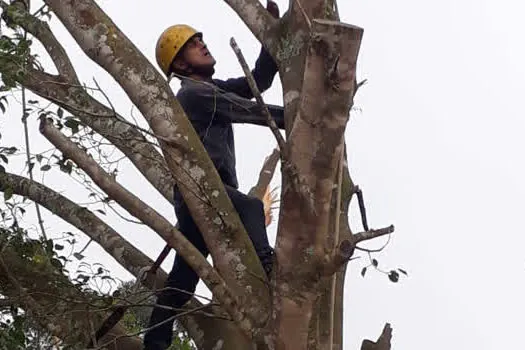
top-left (223, 0), bottom-right (279, 55)
top-left (0, 0), bottom-right (78, 82)
top-left (0, 171), bottom-right (164, 286)
top-left (354, 225), bottom-right (395, 244)
top-left (323, 226), bottom-right (393, 276)
top-left (230, 38), bottom-right (287, 153)
top-left (39, 119), bottom-right (256, 336)
top-left (6, 65), bottom-right (175, 204)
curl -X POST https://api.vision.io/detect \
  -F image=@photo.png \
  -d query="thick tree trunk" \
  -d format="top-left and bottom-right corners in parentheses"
top-left (273, 20), bottom-right (363, 349)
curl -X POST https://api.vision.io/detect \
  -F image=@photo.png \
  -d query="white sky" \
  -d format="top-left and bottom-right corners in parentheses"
top-left (1, 0), bottom-right (525, 349)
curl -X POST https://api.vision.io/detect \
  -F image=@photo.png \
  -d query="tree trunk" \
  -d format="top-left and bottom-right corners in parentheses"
top-left (0, 0), bottom-right (397, 348)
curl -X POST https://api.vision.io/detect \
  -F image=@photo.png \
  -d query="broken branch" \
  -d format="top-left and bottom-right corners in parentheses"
top-left (248, 147), bottom-right (280, 199)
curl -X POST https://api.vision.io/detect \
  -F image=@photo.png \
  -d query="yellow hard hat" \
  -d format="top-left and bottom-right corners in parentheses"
top-left (155, 24), bottom-right (201, 76)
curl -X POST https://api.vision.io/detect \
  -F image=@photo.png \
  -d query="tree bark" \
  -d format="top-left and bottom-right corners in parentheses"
top-left (44, 1), bottom-right (271, 335)
top-left (273, 19), bottom-right (363, 349)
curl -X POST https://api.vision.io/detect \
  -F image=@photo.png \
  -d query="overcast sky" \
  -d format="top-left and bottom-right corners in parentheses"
top-left (2, 0), bottom-right (525, 349)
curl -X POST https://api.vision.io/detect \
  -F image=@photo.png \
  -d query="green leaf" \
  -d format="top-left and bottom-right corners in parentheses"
top-left (54, 244), bottom-right (64, 251)
top-left (388, 270), bottom-right (399, 283)
top-left (59, 160), bottom-right (73, 174)
top-left (0, 154), bottom-right (7, 163)
top-left (398, 268), bottom-right (408, 276)
top-left (361, 267), bottom-right (367, 277)
top-left (73, 252), bottom-right (84, 260)
top-left (372, 259), bottom-right (378, 267)
top-left (64, 118), bottom-right (80, 134)
top-left (57, 107), bottom-right (63, 118)
top-left (4, 187), bottom-right (13, 201)
top-left (96, 209), bottom-right (106, 215)
top-left (40, 164), bottom-right (51, 171)
top-left (36, 154), bottom-right (43, 163)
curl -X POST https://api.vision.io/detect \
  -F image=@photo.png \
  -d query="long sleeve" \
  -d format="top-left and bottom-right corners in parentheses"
top-left (179, 82), bottom-right (285, 129)
top-left (213, 47), bottom-right (279, 99)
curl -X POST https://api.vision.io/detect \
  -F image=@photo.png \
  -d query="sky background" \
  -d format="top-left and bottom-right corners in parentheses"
top-left (2, 0), bottom-right (525, 349)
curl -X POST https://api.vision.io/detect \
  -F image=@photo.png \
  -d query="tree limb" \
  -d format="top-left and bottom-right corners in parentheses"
top-left (230, 37), bottom-right (287, 153)
top-left (39, 118), bottom-right (257, 337)
top-left (323, 226), bottom-right (394, 276)
top-left (354, 225), bottom-right (394, 244)
top-left (0, 0), bottom-right (78, 82)
top-left (44, 0), bottom-right (271, 328)
top-left (0, 58), bottom-right (176, 204)
top-left (223, 0), bottom-right (280, 56)
top-left (0, 171), bottom-right (163, 286)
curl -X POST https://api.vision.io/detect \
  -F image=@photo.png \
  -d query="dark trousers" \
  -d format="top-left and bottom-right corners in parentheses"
top-left (143, 186), bottom-right (274, 349)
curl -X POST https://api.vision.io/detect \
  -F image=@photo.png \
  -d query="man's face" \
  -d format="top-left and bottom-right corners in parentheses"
top-left (175, 35), bottom-right (216, 77)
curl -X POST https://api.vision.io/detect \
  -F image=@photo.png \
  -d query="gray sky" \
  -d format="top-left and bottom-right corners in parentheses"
top-left (2, 0), bottom-right (524, 349)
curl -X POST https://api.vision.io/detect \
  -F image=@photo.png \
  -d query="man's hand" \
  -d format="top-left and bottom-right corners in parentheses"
top-left (267, 0), bottom-right (280, 19)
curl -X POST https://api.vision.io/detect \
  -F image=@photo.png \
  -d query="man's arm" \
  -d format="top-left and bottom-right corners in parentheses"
top-left (214, 47), bottom-right (278, 99)
top-left (181, 84), bottom-right (285, 129)
top-left (213, 1), bottom-right (280, 98)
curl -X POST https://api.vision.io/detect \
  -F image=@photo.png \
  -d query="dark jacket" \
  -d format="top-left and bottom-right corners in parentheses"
top-left (176, 48), bottom-right (285, 189)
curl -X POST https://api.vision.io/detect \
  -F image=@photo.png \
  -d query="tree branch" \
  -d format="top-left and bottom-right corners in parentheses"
top-left (354, 225), bottom-right (394, 244)
top-left (39, 118), bottom-right (257, 337)
top-left (323, 226), bottom-right (394, 276)
top-left (230, 37), bottom-right (287, 153)
top-left (0, 0), bottom-right (78, 82)
top-left (223, 0), bottom-right (280, 55)
top-left (0, 60), bottom-right (176, 204)
top-left (0, 171), bottom-right (164, 286)
top-left (44, 0), bottom-right (271, 327)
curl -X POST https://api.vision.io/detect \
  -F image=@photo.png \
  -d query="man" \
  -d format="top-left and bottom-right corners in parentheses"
top-left (144, 2), bottom-right (283, 349)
